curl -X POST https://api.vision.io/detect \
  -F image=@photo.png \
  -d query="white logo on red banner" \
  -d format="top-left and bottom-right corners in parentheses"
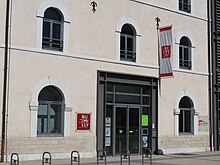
top-left (77, 113), bottom-right (91, 130)
top-left (159, 26), bottom-right (173, 78)
top-left (162, 45), bottom-right (171, 58)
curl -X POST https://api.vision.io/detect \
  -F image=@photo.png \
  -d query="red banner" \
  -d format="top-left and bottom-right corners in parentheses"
top-left (159, 26), bottom-right (173, 78)
top-left (77, 113), bottom-right (91, 130)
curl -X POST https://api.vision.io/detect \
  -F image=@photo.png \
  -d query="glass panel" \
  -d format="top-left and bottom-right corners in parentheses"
top-left (129, 108), bottom-right (139, 154)
top-left (37, 104), bottom-right (48, 134)
top-left (121, 24), bottom-right (135, 35)
top-left (116, 107), bottom-right (127, 154)
top-left (107, 83), bottom-right (113, 92)
top-left (143, 86), bottom-right (150, 95)
top-left (180, 37), bottom-right (189, 46)
top-left (120, 36), bottom-right (125, 51)
top-left (179, 47), bottom-right (183, 60)
top-left (184, 47), bottom-right (189, 60)
top-left (184, 110), bottom-right (191, 132)
top-left (115, 84), bottom-right (140, 94)
top-left (115, 94), bottom-right (140, 104)
top-left (143, 96), bottom-right (150, 105)
top-left (43, 21), bottom-right (50, 38)
top-left (106, 93), bottom-right (113, 103)
top-left (218, 120), bottom-right (220, 135)
top-left (142, 107), bottom-right (149, 148)
top-left (179, 97), bottom-right (192, 108)
top-left (39, 86), bottom-right (62, 101)
top-left (179, 110), bottom-right (183, 133)
top-left (44, 8), bottom-right (62, 21)
top-left (50, 104), bottom-right (61, 133)
top-left (105, 105), bottom-right (113, 155)
top-left (53, 23), bottom-right (61, 39)
top-left (127, 37), bottom-right (134, 51)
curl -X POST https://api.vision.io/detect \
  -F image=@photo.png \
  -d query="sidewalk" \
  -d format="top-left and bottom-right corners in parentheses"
top-left (2, 151), bottom-right (220, 165)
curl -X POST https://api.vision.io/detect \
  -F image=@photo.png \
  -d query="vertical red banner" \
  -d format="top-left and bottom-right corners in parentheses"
top-left (77, 113), bottom-right (91, 130)
top-left (159, 26), bottom-right (173, 78)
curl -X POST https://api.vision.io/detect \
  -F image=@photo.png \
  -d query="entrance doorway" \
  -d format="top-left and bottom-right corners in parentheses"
top-left (97, 72), bottom-right (158, 155)
top-left (115, 106), bottom-right (140, 154)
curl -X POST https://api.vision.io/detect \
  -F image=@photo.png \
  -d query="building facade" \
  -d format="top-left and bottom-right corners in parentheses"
top-left (0, 0), bottom-right (210, 161)
top-left (212, 0), bottom-right (220, 151)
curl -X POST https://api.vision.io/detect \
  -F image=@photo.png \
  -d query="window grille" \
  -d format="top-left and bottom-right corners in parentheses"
top-left (179, 0), bottom-right (191, 13)
top-left (120, 24), bottom-right (136, 62)
top-left (42, 8), bottom-right (63, 51)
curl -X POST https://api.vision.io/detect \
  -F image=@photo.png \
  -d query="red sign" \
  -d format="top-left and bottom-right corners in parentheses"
top-left (77, 113), bottom-right (91, 130)
top-left (162, 45), bottom-right (171, 58)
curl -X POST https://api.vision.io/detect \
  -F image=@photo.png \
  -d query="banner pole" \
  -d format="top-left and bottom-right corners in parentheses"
top-left (155, 17), bottom-right (161, 96)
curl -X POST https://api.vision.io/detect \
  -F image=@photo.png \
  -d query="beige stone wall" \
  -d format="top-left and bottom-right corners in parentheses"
top-left (0, 0), bottom-right (208, 69)
top-left (159, 135), bottom-right (210, 154)
top-left (0, 0), bottom-right (210, 159)
top-left (6, 136), bottom-right (96, 160)
top-left (7, 136), bottom-right (96, 154)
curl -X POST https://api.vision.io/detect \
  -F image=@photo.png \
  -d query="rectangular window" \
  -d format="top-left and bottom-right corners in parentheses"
top-left (179, 0), bottom-right (191, 13)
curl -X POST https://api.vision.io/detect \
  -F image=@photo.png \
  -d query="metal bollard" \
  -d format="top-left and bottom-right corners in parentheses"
top-left (97, 150), bottom-right (107, 165)
top-left (71, 151), bottom-right (80, 165)
top-left (142, 148), bottom-right (152, 165)
top-left (42, 152), bottom-right (51, 165)
top-left (10, 153), bottom-right (19, 165)
top-left (120, 150), bottom-right (130, 165)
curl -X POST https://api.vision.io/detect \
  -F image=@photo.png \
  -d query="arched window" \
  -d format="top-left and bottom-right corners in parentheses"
top-left (120, 24), bottom-right (136, 62)
top-left (42, 8), bottom-right (64, 51)
top-left (179, 96), bottom-right (194, 134)
top-left (179, 36), bottom-right (192, 70)
top-left (37, 86), bottom-right (64, 135)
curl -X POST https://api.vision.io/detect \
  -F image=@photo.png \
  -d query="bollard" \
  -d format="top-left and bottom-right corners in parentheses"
top-left (71, 151), bottom-right (80, 165)
top-left (42, 152), bottom-right (51, 165)
top-left (97, 150), bottom-right (107, 165)
top-left (120, 150), bottom-right (130, 165)
top-left (142, 148), bottom-right (152, 165)
top-left (10, 153), bottom-right (19, 165)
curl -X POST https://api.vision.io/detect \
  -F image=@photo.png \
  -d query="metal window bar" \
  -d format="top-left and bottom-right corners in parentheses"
top-left (120, 150), bottom-right (130, 165)
top-left (42, 19), bottom-right (63, 51)
top-left (42, 152), bottom-right (51, 165)
top-left (71, 151), bottom-right (80, 165)
top-left (179, 1), bottom-right (191, 13)
top-left (120, 51), bottom-right (136, 62)
top-left (10, 153), bottom-right (19, 165)
top-left (97, 150), bottom-right (107, 165)
top-left (42, 37), bottom-right (63, 51)
top-left (142, 148), bottom-right (152, 165)
top-left (179, 60), bottom-right (192, 70)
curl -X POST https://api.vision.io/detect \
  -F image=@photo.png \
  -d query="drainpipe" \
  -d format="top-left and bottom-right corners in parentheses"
top-left (1, 0), bottom-right (11, 162)
top-left (207, 0), bottom-right (213, 151)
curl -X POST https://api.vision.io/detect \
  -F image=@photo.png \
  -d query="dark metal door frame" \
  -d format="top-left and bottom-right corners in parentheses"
top-left (114, 105), bottom-right (140, 155)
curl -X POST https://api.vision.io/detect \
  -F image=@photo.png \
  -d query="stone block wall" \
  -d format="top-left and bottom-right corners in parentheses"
top-left (158, 135), bottom-right (210, 154)
top-left (6, 136), bottom-right (96, 161)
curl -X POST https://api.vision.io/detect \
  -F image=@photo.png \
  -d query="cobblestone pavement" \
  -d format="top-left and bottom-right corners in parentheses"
top-left (1, 151), bottom-right (220, 165)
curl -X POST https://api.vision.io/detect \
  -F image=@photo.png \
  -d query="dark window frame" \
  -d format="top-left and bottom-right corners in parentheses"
top-left (42, 8), bottom-right (64, 51)
top-left (179, 37), bottom-right (192, 70)
top-left (120, 24), bottom-right (136, 62)
top-left (37, 86), bottom-right (65, 136)
top-left (179, 97), bottom-right (194, 135)
top-left (179, 0), bottom-right (191, 13)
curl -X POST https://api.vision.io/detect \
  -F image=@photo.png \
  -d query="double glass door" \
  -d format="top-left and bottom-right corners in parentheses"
top-left (115, 106), bottom-right (140, 154)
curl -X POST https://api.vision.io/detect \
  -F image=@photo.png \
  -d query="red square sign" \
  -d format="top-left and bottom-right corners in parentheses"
top-left (77, 113), bottom-right (91, 130)
top-left (162, 45), bottom-right (171, 58)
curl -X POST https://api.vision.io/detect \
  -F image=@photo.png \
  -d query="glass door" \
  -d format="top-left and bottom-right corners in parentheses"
top-left (129, 107), bottom-right (140, 153)
top-left (115, 106), bottom-right (140, 154)
top-left (115, 107), bottom-right (127, 154)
